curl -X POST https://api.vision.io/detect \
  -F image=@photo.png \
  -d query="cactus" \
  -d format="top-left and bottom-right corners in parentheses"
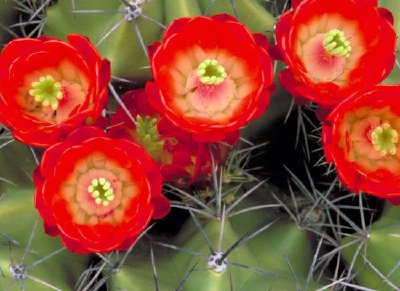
top-left (380, 0), bottom-right (400, 84)
top-left (106, 178), bottom-right (324, 290)
top-left (1, 0), bottom-right (400, 290)
top-left (0, 188), bottom-right (87, 290)
top-left (0, 1), bottom-right (18, 46)
top-left (44, 0), bottom-right (164, 82)
top-left (0, 139), bottom-right (36, 193)
top-left (341, 204), bottom-right (400, 290)
top-left (198, 0), bottom-right (275, 36)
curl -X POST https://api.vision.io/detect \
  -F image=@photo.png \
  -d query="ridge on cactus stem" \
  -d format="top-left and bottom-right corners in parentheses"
top-left (44, 0), bottom-right (164, 81)
top-left (109, 87), bottom-right (216, 185)
top-left (0, 189), bottom-right (87, 290)
top-left (0, 34), bottom-right (110, 147)
top-left (147, 14), bottom-right (275, 142)
top-left (341, 204), bottom-right (400, 289)
top-left (275, 0), bottom-right (396, 107)
top-left (34, 126), bottom-right (170, 254)
top-left (322, 85), bottom-right (400, 203)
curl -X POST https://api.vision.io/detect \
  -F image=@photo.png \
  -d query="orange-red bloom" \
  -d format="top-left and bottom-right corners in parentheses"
top-left (0, 34), bottom-right (110, 147)
top-left (148, 14), bottom-right (274, 142)
top-left (34, 126), bottom-right (170, 253)
top-left (276, 0), bottom-right (396, 107)
top-left (109, 88), bottom-right (213, 184)
top-left (322, 86), bottom-right (400, 203)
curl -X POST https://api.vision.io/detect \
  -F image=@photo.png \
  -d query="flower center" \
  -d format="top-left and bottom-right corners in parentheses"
top-left (28, 75), bottom-right (63, 110)
top-left (87, 177), bottom-right (115, 207)
top-left (370, 123), bottom-right (398, 156)
top-left (197, 59), bottom-right (227, 85)
top-left (323, 29), bottom-right (352, 58)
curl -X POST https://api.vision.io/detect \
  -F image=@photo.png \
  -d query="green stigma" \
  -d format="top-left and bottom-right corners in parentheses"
top-left (135, 115), bottom-right (165, 161)
top-left (371, 123), bottom-right (398, 156)
top-left (28, 75), bottom-right (63, 110)
top-left (323, 29), bottom-right (352, 58)
top-left (87, 178), bottom-right (114, 207)
top-left (197, 59), bottom-right (227, 85)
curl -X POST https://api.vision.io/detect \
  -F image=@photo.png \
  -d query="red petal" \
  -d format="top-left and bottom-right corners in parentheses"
top-left (291, 0), bottom-right (303, 9)
top-left (378, 7), bottom-right (394, 25)
top-left (211, 14), bottom-right (239, 23)
top-left (67, 34), bottom-right (102, 71)
top-left (151, 195), bottom-right (171, 219)
top-left (162, 17), bottom-right (191, 40)
top-left (252, 33), bottom-right (270, 50)
top-left (0, 38), bottom-right (44, 78)
top-left (145, 81), bottom-right (165, 113)
top-left (148, 41), bottom-right (161, 63)
top-left (386, 197), bottom-right (400, 206)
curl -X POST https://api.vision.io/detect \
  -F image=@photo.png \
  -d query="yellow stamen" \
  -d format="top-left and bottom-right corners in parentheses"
top-left (197, 59), bottom-right (227, 85)
top-left (87, 177), bottom-right (115, 206)
top-left (28, 75), bottom-right (63, 110)
top-left (371, 123), bottom-right (398, 156)
top-left (323, 29), bottom-right (352, 58)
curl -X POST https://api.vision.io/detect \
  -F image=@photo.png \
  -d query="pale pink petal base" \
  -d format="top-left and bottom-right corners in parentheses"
top-left (166, 45), bottom-right (256, 124)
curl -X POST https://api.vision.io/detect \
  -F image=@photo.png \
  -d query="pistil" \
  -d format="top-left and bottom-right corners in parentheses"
top-left (87, 178), bottom-right (114, 206)
top-left (197, 59), bottom-right (227, 85)
top-left (323, 29), bottom-right (352, 58)
top-left (370, 123), bottom-right (398, 156)
top-left (29, 75), bottom-right (63, 110)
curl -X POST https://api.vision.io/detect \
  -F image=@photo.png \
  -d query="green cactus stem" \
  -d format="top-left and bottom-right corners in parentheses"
top-left (0, 189), bottom-right (87, 290)
top-left (341, 204), bottom-right (400, 290)
top-left (198, 0), bottom-right (276, 38)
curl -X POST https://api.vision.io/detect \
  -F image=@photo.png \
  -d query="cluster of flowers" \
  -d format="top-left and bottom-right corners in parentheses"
top-left (0, 0), bottom-right (398, 253)
top-left (0, 15), bottom-right (274, 253)
top-left (275, 0), bottom-right (400, 204)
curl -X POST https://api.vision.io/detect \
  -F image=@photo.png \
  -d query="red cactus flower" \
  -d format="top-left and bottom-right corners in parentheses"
top-left (0, 34), bottom-right (110, 147)
top-left (34, 126), bottom-right (170, 253)
top-left (275, 0), bottom-right (396, 107)
top-left (322, 86), bottom-right (400, 203)
top-left (109, 88), bottom-right (213, 184)
top-left (148, 14), bottom-right (274, 142)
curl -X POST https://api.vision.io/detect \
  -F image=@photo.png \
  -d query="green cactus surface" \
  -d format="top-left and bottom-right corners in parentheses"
top-left (109, 197), bottom-right (323, 290)
top-left (0, 0), bottom-right (18, 46)
top-left (0, 188), bottom-right (87, 290)
top-left (341, 204), bottom-right (400, 290)
top-left (380, 0), bottom-right (400, 84)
